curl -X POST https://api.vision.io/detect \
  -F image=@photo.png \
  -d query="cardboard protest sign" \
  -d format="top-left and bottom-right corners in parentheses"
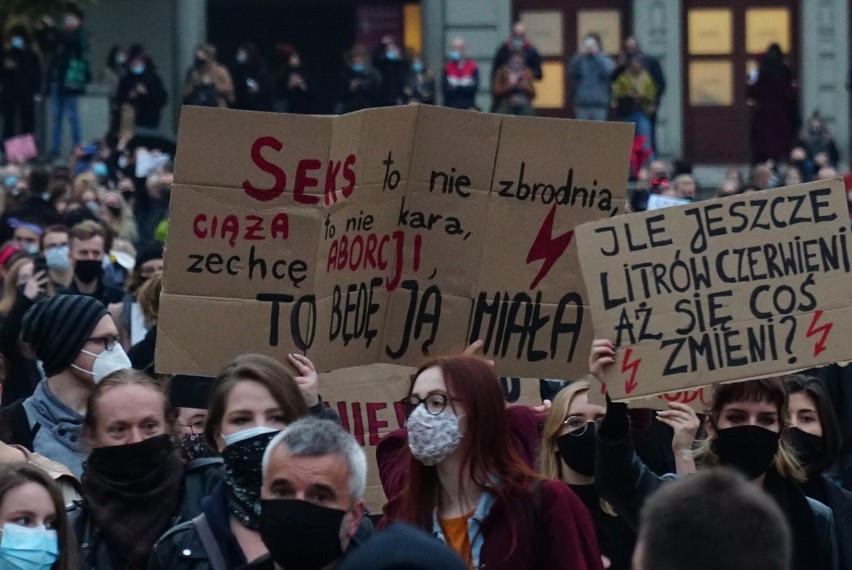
top-left (576, 179), bottom-right (852, 400)
top-left (157, 105), bottom-right (633, 378)
top-left (319, 363), bottom-right (544, 511)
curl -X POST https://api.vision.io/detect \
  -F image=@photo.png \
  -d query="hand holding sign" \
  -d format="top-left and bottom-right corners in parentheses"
top-left (288, 353), bottom-right (320, 407)
top-left (588, 338), bottom-right (615, 386)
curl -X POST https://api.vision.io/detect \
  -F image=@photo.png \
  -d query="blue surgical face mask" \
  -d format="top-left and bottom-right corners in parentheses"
top-left (412, 62), bottom-right (424, 73)
top-left (222, 425), bottom-right (278, 448)
top-left (22, 242), bottom-right (39, 256)
top-left (0, 523), bottom-right (59, 570)
top-left (351, 63), bottom-right (365, 73)
top-left (449, 50), bottom-right (462, 62)
top-left (44, 245), bottom-right (70, 271)
top-left (10, 37), bottom-right (24, 50)
top-left (115, 53), bottom-right (127, 66)
top-left (236, 52), bottom-right (247, 65)
top-left (5, 176), bottom-right (18, 189)
top-left (92, 162), bottom-right (108, 178)
top-left (386, 50), bottom-right (399, 61)
top-left (130, 64), bottom-right (145, 75)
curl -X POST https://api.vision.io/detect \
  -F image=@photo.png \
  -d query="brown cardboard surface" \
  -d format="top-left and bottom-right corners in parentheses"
top-left (158, 105), bottom-right (634, 380)
top-left (575, 179), bottom-right (852, 400)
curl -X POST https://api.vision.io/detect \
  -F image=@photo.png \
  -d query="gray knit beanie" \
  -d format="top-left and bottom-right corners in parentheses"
top-left (22, 295), bottom-right (109, 377)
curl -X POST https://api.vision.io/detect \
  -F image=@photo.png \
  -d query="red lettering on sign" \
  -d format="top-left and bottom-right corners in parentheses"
top-left (243, 136), bottom-right (286, 201)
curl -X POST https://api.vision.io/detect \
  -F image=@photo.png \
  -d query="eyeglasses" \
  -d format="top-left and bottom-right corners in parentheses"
top-left (562, 416), bottom-right (596, 437)
top-left (86, 335), bottom-right (118, 352)
top-left (400, 393), bottom-right (458, 417)
top-left (178, 418), bottom-right (207, 435)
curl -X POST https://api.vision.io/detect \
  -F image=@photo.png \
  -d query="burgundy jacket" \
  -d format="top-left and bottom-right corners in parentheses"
top-left (377, 406), bottom-right (603, 569)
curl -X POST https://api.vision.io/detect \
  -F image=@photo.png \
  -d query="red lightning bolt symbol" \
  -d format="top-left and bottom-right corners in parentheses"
top-left (806, 310), bottom-right (833, 357)
top-left (621, 347), bottom-right (641, 394)
top-left (526, 205), bottom-right (573, 290)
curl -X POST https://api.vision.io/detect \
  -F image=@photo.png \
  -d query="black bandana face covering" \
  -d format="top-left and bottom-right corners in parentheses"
top-left (222, 431), bottom-right (279, 529)
top-left (176, 433), bottom-right (218, 464)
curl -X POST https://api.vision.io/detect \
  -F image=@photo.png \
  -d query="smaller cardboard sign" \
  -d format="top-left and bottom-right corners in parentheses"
top-left (647, 194), bottom-right (691, 210)
top-left (4, 134), bottom-right (37, 163)
top-left (575, 180), bottom-right (852, 400)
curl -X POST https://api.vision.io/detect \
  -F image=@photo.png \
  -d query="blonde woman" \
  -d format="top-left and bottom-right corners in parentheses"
top-left (538, 380), bottom-right (697, 570)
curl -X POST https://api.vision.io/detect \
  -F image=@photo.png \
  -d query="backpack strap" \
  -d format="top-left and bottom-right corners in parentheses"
top-left (192, 514), bottom-right (227, 570)
top-left (2, 399), bottom-right (39, 450)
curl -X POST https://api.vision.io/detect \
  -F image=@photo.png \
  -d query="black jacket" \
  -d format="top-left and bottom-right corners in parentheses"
top-left (70, 458), bottom-right (223, 570)
top-left (0, 47), bottom-right (42, 105)
top-left (117, 67), bottom-right (168, 129)
top-left (596, 401), bottom-right (838, 570)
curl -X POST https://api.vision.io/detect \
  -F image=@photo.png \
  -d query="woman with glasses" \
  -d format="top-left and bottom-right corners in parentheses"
top-left (150, 353), bottom-right (342, 570)
top-left (170, 374), bottom-right (222, 469)
top-left (69, 369), bottom-right (221, 570)
top-left (380, 354), bottom-right (604, 570)
top-left (537, 380), bottom-right (698, 570)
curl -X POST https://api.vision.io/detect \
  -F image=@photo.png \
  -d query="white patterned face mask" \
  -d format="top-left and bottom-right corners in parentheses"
top-left (407, 405), bottom-right (462, 466)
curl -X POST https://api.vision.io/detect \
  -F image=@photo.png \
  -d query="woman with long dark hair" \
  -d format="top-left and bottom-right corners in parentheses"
top-left (381, 355), bottom-right (603, 569)
top-left (786, 375), bottom-right (852, 569)
top-left (150, 353), bottom-right (340, 569)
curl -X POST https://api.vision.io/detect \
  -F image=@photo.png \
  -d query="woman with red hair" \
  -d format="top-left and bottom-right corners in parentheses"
top-left (379, 355), bottom-right (603, 570)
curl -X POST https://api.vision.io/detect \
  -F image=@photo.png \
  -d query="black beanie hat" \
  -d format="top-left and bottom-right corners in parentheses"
top-left (169, 375), bottom-right (214, 409)
top-left (135, 243), bottom-right (164, 272)
top-left (22, 295), bottom-right (109, 377)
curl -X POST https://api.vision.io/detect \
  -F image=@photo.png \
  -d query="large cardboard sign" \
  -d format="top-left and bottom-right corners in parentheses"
top-left (157, 106), bottom-right (633, 378)
top-left (576, 180), bottom-right (852, 400)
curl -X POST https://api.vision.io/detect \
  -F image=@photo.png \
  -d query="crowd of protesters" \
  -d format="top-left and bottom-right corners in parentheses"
top-left (0, 5), bottom-right (846, 570)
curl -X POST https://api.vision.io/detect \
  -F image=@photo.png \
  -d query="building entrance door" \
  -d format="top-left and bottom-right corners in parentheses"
top-left (683, 0), bottom-right (799, 163)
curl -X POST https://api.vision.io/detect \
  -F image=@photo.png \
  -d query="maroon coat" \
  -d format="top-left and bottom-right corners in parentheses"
top-left (376, 406), bottom-right (603, 570)
top-left (380, 480), bottom-right (603, 570)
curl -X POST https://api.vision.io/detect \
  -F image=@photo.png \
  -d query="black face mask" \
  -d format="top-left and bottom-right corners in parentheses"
top-left (556, 423), bottom-right (597, 477)
top-left (74, 259), bottom-right (102, 284)
top-left (86, 434), bottom-right (174, 483)
top-left (194, 57), bottom-right (207, 69)
top-left (260, 499), bottom-right (346, 570)
top-left (222, 431), bottom-right (278, 529)
top-left (107, 205), bottom-right (122, 218)
top-left (712, 425), bottom-right (780, 480)
top-left (788, 427), bottom-right (826, 471)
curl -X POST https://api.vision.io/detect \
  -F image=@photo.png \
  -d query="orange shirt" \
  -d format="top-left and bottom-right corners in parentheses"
top-left (440, 512), bottom-right (474, 569)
